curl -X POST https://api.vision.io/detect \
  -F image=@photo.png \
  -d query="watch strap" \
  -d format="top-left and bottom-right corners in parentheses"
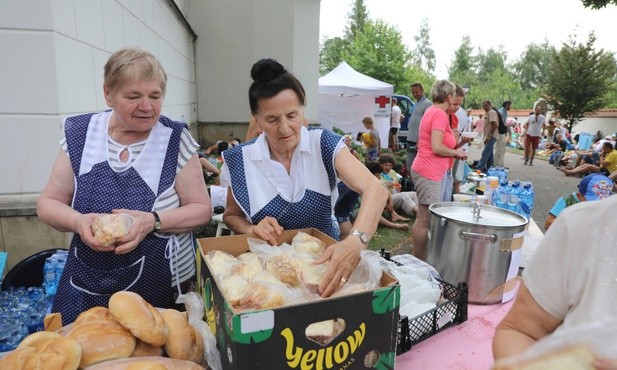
top-left (151, 211), bottom-right (162, 232)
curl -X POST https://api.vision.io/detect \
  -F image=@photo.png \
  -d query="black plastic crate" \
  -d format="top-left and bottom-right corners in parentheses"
top-left (379, 250), bottom-right (469, 355)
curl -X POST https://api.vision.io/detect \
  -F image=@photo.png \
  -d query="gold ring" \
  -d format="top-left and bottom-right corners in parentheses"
top-left (341, 277), bottom-right (347, 284)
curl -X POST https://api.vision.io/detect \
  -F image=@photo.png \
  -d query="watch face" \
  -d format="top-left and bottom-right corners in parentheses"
top-left (154, 221), bottom-right (162, 230)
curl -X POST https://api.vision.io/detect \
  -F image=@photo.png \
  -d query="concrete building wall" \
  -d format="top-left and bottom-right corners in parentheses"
top-left (0, 0), bottom-right (199, 271)
top-left (189, 0), bottom-right (320, 144)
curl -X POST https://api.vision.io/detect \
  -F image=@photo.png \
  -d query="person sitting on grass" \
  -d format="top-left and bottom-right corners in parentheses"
top-left (377, 154), bottom-right (419, 217)
top-left (544, 173), bottom-right (614, 230)
top-left (562, 142), bottom-right (617, 177)
top-left (365, 161), bottom-right (412, 230)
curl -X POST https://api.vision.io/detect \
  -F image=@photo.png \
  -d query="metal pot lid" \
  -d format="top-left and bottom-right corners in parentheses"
top-left (429, 202), bottom-right (528, 228)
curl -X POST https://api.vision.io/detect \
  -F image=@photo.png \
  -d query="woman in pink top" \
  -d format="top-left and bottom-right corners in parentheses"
top-left (410, 80), bottom-right (469, 261)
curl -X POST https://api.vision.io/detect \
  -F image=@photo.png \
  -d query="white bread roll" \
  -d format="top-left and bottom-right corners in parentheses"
top-left (66, 318), bottom-right (136, 367)
top-left (493, 345), bottom-right (596, 370)
top-left (265, 253), bottom-right (300, 286)
top-left (159, 309), bottom-right (203, 363)
top-left (108, 291), bottom-right (169, 347)
top-left (0, 331), bottom-right (82, 370)
top-left (83, 356), bottom-right (205, 370)
top-left (292, 231), bottom-right (326, 256)
top-left (92, 214), bottom-right (132, 246)
top-left (75, 306), bottom-right (115, 325)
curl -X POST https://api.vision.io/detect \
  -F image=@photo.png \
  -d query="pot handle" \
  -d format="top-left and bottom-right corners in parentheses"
top-left (458, 230), bottom-right (498, 243)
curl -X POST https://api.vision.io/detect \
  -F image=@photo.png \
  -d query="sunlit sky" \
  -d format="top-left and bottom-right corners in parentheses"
top-left (319, 0), bottom-right (617, 78)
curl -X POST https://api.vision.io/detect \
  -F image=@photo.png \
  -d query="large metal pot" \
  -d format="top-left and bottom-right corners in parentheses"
top-left (426, 202), bottom-right (527, 304)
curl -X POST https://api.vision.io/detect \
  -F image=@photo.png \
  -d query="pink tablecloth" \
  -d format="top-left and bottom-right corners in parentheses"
top-left (395, 286), bottom-right (517, 370)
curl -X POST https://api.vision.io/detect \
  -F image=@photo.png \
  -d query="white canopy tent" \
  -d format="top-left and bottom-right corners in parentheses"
top-left (318, 62), bottom-right (394, 148)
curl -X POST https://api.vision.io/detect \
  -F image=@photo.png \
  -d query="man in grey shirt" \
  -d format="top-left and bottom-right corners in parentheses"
top-left (406, 83), bottom-right (432, 172)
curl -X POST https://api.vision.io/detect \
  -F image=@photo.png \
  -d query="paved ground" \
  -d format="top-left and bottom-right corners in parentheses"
top-left (465, 145), bottom-right (581, 233)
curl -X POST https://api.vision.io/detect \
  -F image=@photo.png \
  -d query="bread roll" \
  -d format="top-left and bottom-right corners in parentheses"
top-left (298, 259), bottom-right (328, 292)
top-left (75, 306), bottom-right (115, 325)
top-left (292, 231), bottom-right (326, 256)
top-left (66, 319), bottom-right (136, 367)
top-left (0, 331), bottom-right (82, 370)
top-left (265, 253), bottom-right (300, 286)
top-left (205, 250), bottom-right (238, 277)
top-left (493, 345), bottom-right (596, 370)
top-left (109, 291), bottom-right (169, 347)
top-left (234, 252), bottom-right (263, 280)
top-left (92, 214), bottom-right (131, 246)
top-left (219, 275), bottom-right (249, 306)
top-left (83, 356), bottom-right (205, 370)
top-left (131, 339), bottom-right (164, 357)
top-left (159, 309), bottom-right (203, 363)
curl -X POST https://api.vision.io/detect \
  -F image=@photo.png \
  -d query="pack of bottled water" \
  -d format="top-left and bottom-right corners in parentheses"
top-left (0, 286), bottom-right (52, 351)
top-left (491, 179), bottom-right (535, 220)
top-left (43, 250), bottom-right (68, 297)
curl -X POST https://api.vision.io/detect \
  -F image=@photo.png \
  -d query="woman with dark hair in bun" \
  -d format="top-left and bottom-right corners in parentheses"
top-left (221, 58), bottom-right (389, 297)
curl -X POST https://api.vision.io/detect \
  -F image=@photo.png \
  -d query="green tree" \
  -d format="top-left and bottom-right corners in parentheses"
top-left (344, 0), bottom-right (369, 41)
top-left (580, 0), bottom-right (617, 8)
top-left (412, 18), bottom-right (436, 73)
top-left (344, 20), bottom-right (414, 94)
top-left (319, 37), bottom-right (348, 75)
top-left (512, 40), bottom-right (555, 90)
top-left (542, 33), bottom-right (617, 131)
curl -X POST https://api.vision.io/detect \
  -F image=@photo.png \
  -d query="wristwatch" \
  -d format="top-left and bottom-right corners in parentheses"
top-left (350, 230), bottom-right (369, 245)
top-left (152, 211), bottom-right (162, 232)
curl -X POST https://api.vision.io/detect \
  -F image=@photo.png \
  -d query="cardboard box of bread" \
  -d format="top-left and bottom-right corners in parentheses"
top-left (196, 228), bottom-right (400, 370)
top-left (0, 291), bottom-right (207, 370)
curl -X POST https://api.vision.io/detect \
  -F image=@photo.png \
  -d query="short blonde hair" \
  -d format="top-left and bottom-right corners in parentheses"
top-left (362, 116), bottom-right (374, 126)
top-left (104, 48), bottom-right (167, 94)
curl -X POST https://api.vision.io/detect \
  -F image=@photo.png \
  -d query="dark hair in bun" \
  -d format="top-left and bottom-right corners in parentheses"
top-left (249, 58), bottom-right (306, 114)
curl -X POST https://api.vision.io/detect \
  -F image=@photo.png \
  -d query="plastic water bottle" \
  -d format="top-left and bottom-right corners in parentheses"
top-left (43, 257), bottom-right (57, 296)
top-left (519, 182), bottom-right (535, 219)
top-left (492, 180), bottom-right (509, 209)
top-left (507, 181), bottom-right (521, 213)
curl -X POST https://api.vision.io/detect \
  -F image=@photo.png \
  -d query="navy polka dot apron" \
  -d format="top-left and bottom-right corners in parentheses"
top-left (52, 112), bottom-right (183, 325)
top-left (224, 127), bottom-right (341, 239)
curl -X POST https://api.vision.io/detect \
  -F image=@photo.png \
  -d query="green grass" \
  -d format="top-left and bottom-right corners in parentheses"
top-left (368, 219), bottom-right (414, 255)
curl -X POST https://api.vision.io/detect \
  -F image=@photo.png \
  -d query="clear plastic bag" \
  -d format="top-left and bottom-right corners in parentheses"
top-left (176, 292), bottom-right (222, 370)
top-left (91, 213), bottom-right (134, 246)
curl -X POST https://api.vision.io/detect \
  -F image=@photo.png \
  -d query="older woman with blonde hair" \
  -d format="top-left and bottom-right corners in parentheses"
top-left (37, 48), bottom-right (211, 324)
top-left (409, 80), bottom-right (469, 261)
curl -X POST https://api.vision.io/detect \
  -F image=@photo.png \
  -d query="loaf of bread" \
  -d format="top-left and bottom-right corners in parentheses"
top-left (265, 253), bottom-right (300, 287)
top-left (236, 282), bottom-right (285, 311)
top-left (234, 252), bottom-right (264, 280)
top-left (298, 259), bottom-right (328, 292)
top-left (493, 345), bottom-right (596, 370)
top-left (205, 250), bottom-right (238, 277)
top-left (108, 291), bottom-right (169, 347)
top-left (66, 318), bottom-right (136, 368)
top-left (292, 231), bottom-right (326, 256)
top-left (83, 356), bottom-right (205, 370)
top-left (75, 306), bottom-right (116, 324)
top-left (0, 331), bottom-right (82, 370)
top-left (92, 214), bottom-right (132, 246)
top-left (131, 339), bottom-right (164, 358)
top-left (159, 309), bottom-right (203, 363)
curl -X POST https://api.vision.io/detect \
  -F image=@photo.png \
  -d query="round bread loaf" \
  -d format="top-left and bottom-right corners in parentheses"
top-left (83, 356), bottom-right (205, 370)
top-left (108, 291), bottom-right (168, 346)
top-left (160, 309), bottom-right (204, 363)
top-left (75, 306), bottom-right (115, 324)
top-left (0, 331), bottom-right (82, 370)
top-left (131, 339), bottom-right (164, 357)
top-left (67, 318), bottom-right (136, 367)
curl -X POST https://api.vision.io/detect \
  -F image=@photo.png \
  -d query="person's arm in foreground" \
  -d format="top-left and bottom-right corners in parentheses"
top-left (493, 282), bottom-right (562, 359)
top-left (314, 148), bottom-right (389, 297)
top-left (114, 153), bottom-right (211, 254)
